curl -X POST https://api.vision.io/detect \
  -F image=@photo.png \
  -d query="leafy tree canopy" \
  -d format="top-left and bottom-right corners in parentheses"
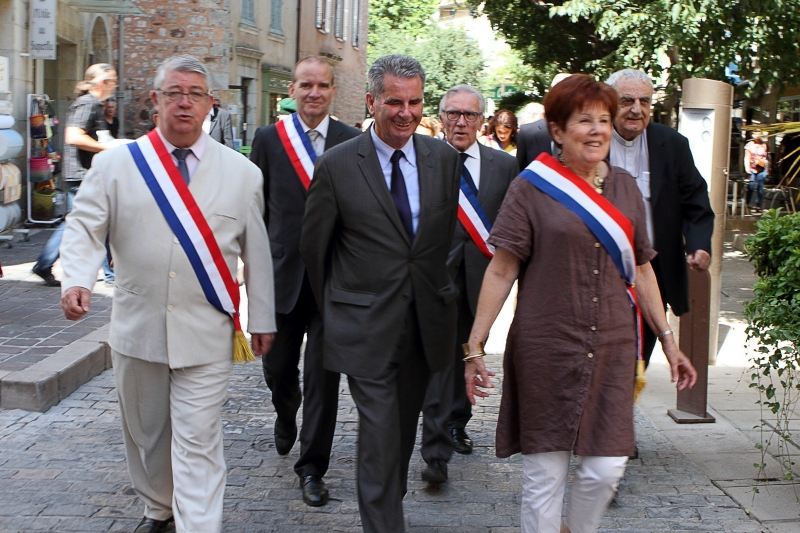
top-left (368, 24), bottom-right (485, 116)
top-left (476, 0), bottom-right (800, 96)
top-left (369, 0), bottom-right (441, 38)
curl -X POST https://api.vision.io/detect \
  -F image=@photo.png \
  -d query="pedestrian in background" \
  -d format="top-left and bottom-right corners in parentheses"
top-left (59, 54), bottom-right (275, 533)
top-left (744, 131), bottom-right (768, 213)
top-left (31, 63), bottom-right (117, 287)
top-left (481, 109), bottom-right (518, 156)
top-left (464, 75), bottom-right (697, 533)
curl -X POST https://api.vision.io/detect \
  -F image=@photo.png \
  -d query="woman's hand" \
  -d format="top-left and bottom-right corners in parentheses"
top-left (465, 357), bottom-right (496, 405)
top-left (661, 337), bottom-right (698, 391)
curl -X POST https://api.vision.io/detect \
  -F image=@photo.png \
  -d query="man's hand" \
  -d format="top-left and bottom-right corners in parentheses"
top-left (61, 287), bottom-right (92, 320)
top-left (686, 250), bottom-right (711, 272)
top-left (251, 333), bottom-right (275, 357)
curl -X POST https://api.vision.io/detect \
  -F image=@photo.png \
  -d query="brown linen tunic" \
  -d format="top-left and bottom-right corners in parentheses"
top-left (488, 165), bottom-right (656, 458)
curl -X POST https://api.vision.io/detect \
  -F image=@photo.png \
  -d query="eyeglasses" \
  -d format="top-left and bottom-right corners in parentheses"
top-left (444, 110), bottom-right (482, 123)
top-left (158, 89), bottom-right (210, 104)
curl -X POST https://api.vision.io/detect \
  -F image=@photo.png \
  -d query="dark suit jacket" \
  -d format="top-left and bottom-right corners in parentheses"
top-left (251, 117), bottom-right (360, 314)
top-left (516, 118), bottom-right (552, 170)
top-left (209, 109), bottom-right (234, 148)
top-left (448, 144), bottom-right (518, 315)
top-left (644, 122), bottom-right (715, 316)
top-left (301, 132), bottom-right (461, 379)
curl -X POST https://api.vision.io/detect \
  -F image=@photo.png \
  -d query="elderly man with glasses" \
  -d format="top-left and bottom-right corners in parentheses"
top-left (418, 84), bottom-right (519, 485)
top-left (60, 55), bottom-right (275, 533)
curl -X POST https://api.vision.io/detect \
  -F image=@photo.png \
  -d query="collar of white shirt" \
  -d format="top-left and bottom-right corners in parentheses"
top-left (296, 114), bottom-right (331, 139)
top-left (155, 128), bottom-right (207, 180)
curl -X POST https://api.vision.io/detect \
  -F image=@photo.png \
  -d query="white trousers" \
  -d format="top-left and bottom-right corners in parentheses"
top-left (112, 351), bottom-right (232, 533)
top-left (521, 451), bottom-right (628, 533)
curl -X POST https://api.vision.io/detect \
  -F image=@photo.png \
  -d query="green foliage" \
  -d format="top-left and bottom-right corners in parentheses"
top-left (476, 0), bottom-right (800, 96)
top-left (368, 26), bottom-right (486, 116)
top-left (368, 0), bottom-right (440, 39)
top-left (497, 91), bottom-right (536, 114)
top-left (743, 210), bottom-right (800, 484)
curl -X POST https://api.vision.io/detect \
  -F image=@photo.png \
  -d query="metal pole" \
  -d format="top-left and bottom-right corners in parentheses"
top-left (117, 15), bottom-right (125, 137)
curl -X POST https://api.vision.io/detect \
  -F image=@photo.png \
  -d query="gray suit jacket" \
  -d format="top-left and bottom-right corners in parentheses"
top-left (209, 109), bottom-right (234, 148)
top-left (448, 144), bottom-right (518, 315)
top-left (301, 132), bottom-right (461, 379)
top-left (516, 118), bottom-right (552, 169)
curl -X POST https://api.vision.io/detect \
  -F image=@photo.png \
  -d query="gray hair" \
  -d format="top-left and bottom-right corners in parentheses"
top-left (293, 56), bottom-right (335, 85)
top-left (368, 54), bottom-right (426, 99)
top-left (74, 63), bottom-right (116, 95)
top-left (438, 84), bottom-right (485, 115)
top-left (605, 69), bottom-right (654, 91)
top-left (153, 55), bottom-right (210, 90)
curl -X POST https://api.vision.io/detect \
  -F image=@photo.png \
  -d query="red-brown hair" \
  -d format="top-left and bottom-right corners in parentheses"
top-left (544, 74), bottom-right (618, 146)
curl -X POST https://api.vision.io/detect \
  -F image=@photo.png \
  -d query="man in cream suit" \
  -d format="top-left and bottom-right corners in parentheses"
top-left (60, 55), bottom-right (275, 533)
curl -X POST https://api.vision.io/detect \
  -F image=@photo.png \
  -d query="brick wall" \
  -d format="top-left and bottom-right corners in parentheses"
top-left (331, 61), bottom-right (366, 128)
top-left (114, 1), bottom-right (231, 139)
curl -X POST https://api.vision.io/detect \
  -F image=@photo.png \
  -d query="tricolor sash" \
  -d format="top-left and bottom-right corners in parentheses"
top-left (275, 113), bottom-right (318, 190)
top-left (521, 153), bottom-right (644, 361)
top-left (457, 177), bottom-right (494, 258)
top-left (127, 130), bottom-right (253, 362)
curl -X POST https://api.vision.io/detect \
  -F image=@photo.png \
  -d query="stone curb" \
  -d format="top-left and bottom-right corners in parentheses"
top-left (0, 324), bottom-right (111, 412)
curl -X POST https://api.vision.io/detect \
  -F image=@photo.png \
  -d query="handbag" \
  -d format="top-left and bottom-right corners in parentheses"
top-left (29, 99), bottom-right (47, 139)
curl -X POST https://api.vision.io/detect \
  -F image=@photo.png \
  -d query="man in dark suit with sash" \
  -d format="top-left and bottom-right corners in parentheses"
top-left (250, 56), bottom-right (360, 507)
top-left (301, 54), bottom-right (460, 532)
top-left (419, 84), bottom-right (518, 484)
top-left (605, 69), bottom-right (714, 367)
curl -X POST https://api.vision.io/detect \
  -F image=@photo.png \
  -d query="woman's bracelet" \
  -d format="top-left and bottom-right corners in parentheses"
top-left (462, 341), bottom-right (486, 362)
top-left (657, 329), bottom-right (674, 341)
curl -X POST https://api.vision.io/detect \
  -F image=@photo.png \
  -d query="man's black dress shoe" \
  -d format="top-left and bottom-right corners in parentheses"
top-left (422, 459), bottom-right (448, 484)
top-left (301, 475), bottom-right (329, 506)
top-left (133, 516), bottom-right (175, 533)
top-left (32, 266), bottom-right (60, 287)
top-left (274, 419), bottom-right (297, 456)
top-left (451, 428), bottom-right (473, 455)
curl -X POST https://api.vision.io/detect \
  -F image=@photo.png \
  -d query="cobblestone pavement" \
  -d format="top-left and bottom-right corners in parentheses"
top-left (0, 352), bottom-right (767, 533)
top-left (0, 229), bottom-right (112, 373)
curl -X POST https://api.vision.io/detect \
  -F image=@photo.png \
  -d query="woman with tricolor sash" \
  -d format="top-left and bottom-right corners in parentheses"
top-left (461, 75), bottom-right (698, 533)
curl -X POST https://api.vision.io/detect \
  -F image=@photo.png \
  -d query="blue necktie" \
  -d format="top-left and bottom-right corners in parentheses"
top-left (173, 148), bottom-right (192, 184)
top-left (460, 152), bottom-right (478, 196)
top-left (390, 150), bottom-right (414, 239)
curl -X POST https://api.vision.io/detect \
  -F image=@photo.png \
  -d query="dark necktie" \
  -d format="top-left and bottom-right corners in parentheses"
top-left (460, 152), bottom-right (478, 196)
top-left (173, 148), bottom-right (192, 184)
top-left (390, 150), bottom-right (414, 239)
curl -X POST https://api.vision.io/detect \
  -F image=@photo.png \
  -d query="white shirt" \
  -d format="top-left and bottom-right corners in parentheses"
top-left (370, 127), bottom-right (421, 234)
top-left (297, 114), bottom-right (331, 156)
top-left (460, 141), bottom-right (482, 190)
top-left (202, 109), bottom-right (213, 134)
top-left (156, 128), bottom-right (207, 181)
top-left (610, 128), bottom-right (654, 245)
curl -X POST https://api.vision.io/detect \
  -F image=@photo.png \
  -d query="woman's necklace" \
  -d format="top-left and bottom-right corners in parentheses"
top-left (559, 155), bottom-right (604, 194)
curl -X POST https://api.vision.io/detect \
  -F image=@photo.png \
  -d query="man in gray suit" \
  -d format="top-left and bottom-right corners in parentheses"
top-left (420, 85), bottom-right (518, 484)
top-left (301, 54), bottom-right (460, 533)
top-left (208, 95), bottom-right (234, 148)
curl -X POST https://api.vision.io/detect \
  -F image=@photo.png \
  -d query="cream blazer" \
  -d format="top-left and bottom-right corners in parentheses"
top-left (61, 132), bottom-right (276, 368)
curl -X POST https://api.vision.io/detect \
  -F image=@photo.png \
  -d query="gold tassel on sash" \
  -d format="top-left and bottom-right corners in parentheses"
top-left (233, 330), bottom-right (255, 363)
top-left (633, 359), bottom-right (647, 403)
